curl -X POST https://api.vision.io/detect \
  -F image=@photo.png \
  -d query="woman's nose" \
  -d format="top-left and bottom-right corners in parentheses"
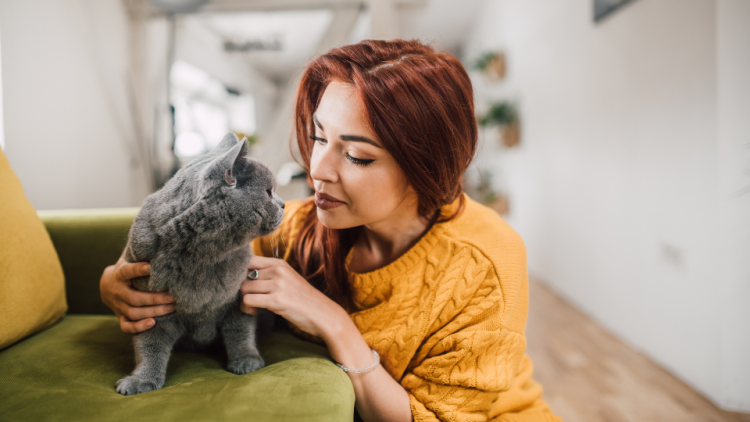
top-left (309, 145), bottom-right (339, 184)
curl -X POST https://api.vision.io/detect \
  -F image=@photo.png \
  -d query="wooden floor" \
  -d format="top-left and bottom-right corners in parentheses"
top-left (526, 279), bottom-right (750, 422)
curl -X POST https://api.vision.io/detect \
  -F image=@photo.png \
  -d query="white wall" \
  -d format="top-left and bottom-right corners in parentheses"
top-left (0, 0), bottom-right (151, 209)
top-left (717, 0), bottom-right (750, 411)
top-left (464, 0), bottom-right (749, 412)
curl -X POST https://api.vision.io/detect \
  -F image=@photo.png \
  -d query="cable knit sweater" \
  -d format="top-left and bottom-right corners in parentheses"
top-left (252, 195), bottom-right (562, 422)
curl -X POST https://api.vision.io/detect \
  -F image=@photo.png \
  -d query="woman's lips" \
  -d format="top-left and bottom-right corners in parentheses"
top-left (315, 192), bottom-right (346, 210)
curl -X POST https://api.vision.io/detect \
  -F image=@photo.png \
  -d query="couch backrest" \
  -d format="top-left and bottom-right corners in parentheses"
top-left (39, 208), bottom-right (138, 315)
top-left (0, 148), bottom-right (67, 350)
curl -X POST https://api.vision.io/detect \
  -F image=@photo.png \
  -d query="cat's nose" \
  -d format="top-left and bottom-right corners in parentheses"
top-left (272, 192), bottom-right (285, 209)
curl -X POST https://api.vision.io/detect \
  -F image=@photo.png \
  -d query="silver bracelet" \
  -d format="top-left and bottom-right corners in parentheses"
top-left (335, 349), bottom-right (380, 374)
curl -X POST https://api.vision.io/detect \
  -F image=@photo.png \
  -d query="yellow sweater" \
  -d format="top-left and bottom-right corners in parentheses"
top-left (253, 195), bottom-right (562, 422)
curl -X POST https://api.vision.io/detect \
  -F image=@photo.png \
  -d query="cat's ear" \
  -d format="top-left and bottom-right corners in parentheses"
top-left (211, 133), bottom-right (240, 155)
top-left (220, 137), bottom-right (250, 187)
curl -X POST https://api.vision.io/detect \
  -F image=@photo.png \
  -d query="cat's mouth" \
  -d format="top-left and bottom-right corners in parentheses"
top-left (253, 209), bottom-right (284, 236)
top-left (260, 210), bottom-right (284, 234)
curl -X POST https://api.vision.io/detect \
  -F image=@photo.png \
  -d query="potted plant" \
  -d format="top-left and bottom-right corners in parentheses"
top-left (473, 51), bottom-right (506, 80)
top-left (464, 170), bottom-right (510, 216)
top-left (478, 102), bottom-right (520, 148)
top-left (233, 132), bottom-right (258, 147)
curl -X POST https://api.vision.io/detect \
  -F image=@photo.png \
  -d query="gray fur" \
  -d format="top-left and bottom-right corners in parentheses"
top-left (116, 133), bottom-right (284, 396)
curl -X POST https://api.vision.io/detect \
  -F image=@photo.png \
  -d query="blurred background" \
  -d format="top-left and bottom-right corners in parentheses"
top-left (1, 0), bottom-right (748, 420)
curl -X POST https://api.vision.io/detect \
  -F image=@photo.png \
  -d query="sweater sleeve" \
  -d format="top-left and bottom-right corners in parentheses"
top-left (399, 249), bottom-right (529, 422)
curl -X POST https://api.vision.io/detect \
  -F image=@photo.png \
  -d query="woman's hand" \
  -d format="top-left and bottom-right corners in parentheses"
top-left (240, 256), bottom-right (348, 338)
top-left (100, 256), bottom-right (175, 334)
top-left (243, 256), bottom-right (412, 421)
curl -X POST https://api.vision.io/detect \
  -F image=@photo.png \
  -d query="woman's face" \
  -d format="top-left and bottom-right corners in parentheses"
top-left (309, 81), bottom-right (417, 230)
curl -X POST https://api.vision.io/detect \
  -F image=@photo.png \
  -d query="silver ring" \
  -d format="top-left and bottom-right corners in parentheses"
top-left (248, 269), bottom-right (259, 280)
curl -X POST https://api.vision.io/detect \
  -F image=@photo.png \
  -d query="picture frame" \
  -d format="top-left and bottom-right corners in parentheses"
top-left (594, 0), bottom-right (637, 23)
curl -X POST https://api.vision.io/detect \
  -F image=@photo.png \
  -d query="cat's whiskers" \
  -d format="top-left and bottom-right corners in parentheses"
top-left (268, 231), bottom-right (287, 260)
top-left (272, 232), bottom-right (280, 259)
top-left (279, 232), bottom-right (288, 253)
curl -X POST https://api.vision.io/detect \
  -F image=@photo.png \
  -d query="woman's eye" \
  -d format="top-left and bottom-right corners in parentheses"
top-left (310, 135), bottom-right (327, 145)
top-left (346, 153), bottom-right (375, 167)
top-left (309, 134), bottom-right (373, 166)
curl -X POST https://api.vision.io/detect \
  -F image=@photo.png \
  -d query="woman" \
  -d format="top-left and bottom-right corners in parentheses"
top-left (100, 39), bottom-right (561, 422)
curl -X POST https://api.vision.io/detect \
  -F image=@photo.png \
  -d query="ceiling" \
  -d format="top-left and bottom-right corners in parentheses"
top-left (172, 0), bottom-right (486, 84)
top-left (184, 9), bottom-right (334, 83)
top-left (398, 0), bottom-right (485, 57)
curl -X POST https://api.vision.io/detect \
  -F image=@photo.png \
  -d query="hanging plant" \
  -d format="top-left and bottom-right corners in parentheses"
top-left (478, 102), bottom-right (520, 148)
top-left (473, 51), bottom-right (506, 80)
top-left (245, 134), bottom-right (258, 147)
top-left (464, 170), bottom-right (510, 216)
top-left (233, 133), bottom-right (258, 147)
top-left (479, 102), bottom-right (516, 127)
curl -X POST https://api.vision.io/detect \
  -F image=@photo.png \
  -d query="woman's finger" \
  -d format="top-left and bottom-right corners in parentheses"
top-left (240, 279), bottom-right (275, 295)
top-left (248, 255), bottom-right (283, 269)
top-left (240, 305), bottom-right (259, 315)
top-left (246, 266), bottom-right (278, 281)
top-left (118, 315), bottom-right (155, 334)
top-left (122, 303), bottom-right (175, 321)
top-left (242, 293), bottom-right (274, 311)
top-left (114, 282), bottom-right (174, 306)
top-left (116, 262), bottom-right (150, 281)
top-left (118, 285), bottom-right (174, 307)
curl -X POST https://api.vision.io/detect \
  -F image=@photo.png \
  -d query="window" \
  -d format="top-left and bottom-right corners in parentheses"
top-left (170, 60), bottom-right (256, 160)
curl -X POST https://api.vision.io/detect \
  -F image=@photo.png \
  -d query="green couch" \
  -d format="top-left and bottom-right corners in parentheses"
top-left (0, 208), bottom-right (355, 421)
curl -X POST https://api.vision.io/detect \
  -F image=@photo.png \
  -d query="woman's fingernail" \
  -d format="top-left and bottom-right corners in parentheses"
top-left (146, 319), bottom-right (155, 328)
top-left (143, 264), bottom-right (150, 273)
top-left (165, 294), bottom-right (175, 302)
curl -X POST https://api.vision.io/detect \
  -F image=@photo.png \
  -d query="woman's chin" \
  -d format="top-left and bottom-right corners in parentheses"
top-left (317, 208), bottom-right (355, 230)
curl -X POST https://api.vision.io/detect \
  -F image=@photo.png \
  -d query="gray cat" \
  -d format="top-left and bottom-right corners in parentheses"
top-left (116, 133), bottom-right (285, 396)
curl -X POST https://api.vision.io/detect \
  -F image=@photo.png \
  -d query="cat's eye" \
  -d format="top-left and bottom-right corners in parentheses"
top-left (266, 189), bottom-right (273, 198)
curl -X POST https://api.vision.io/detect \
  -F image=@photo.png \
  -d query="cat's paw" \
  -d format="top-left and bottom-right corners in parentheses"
top-left (116, 375), bottom-right (163, 395)
top-left (227, 355), bottom-right (264, 375)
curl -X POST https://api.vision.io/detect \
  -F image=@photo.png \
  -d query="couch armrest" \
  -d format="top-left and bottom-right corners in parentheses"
top-left (38, 208), bottom-right (139, 315)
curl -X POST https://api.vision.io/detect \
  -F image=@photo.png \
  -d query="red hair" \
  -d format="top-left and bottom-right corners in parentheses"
top-left (290, 39), bottom-right (477, 308)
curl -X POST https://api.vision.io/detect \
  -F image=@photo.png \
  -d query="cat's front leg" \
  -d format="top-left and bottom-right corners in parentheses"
top-left (116, 317), bottom-right (185, 395)
top-left (221, 309), bottom-right (264, 374)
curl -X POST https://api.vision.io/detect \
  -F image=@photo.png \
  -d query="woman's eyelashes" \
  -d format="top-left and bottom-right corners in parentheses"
top-left (345, 153), bottom-right (374, 166)
top-left (310, 135), bottom-right (327, 145)
top-left (310, 135), bottom-right (375, 167)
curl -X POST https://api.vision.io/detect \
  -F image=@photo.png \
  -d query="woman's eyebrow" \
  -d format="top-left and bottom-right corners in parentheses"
top-left (313, 114), bottom-right (324, 131)
top-left (340, 135), bottom-right (383, 149)
top-left (313, 113), bottom-right (383, 149)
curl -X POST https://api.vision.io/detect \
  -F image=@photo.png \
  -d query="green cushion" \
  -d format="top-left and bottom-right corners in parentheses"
top-left (38, 208), bottom-right (139, 315)
top-left (0, 315), bottom-right (355, 421)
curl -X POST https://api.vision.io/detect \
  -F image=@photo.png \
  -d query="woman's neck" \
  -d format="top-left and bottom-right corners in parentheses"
top-left (348, 196), bottom-right (435, 274)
